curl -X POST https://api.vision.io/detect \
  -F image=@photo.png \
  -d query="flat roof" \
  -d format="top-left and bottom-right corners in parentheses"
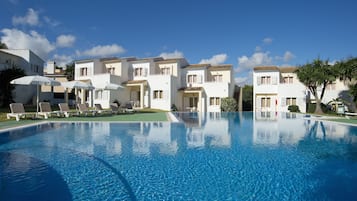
top-left (208, 64), bottom-right (232, 71)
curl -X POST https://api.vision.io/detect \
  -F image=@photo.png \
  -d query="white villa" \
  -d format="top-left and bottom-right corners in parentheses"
top-left (74, 57), bottom-right (235, 112)
top-left (253, 66), bottom-right (352, 113)
top-left (0, 49), bottom-right (44, 104)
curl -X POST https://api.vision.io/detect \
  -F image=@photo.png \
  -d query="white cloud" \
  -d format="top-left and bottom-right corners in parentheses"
top-left (159, 50), bottom-right (184, 59)
top-left (9, 0), bottom-right (19, 4)
top-left (283, 51), bottom-right (295, 62)
top-left (234, 76), bottom-right (248, 85)
top-left (237, 52), bottom-right (272, 71)
top-left (52, 54), bottom-right (73, 67)
top-left (12, 8), bottom-right (40, 26)
top-left (263, 37), bottom-right (273, 45)
top-left (255, 46), bottom-right (262, 52)
top-left (77, 44), bottom-right (125, 57)
top-left (1, 28), bottom-right (55, 60)
top-left (44, 16), bottom-right (60, 27)
top-left (199, 53), bottom-right (228, 65)
top-left (56, 34), bottom-right (76, 48)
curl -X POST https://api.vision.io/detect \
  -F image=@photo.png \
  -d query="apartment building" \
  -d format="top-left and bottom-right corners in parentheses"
top-left (74, 57), bottom-right (235, 112)
top-left (253, 66), bottom-right (351, 113)
top-left (0, 49), bottom-right (44, 104)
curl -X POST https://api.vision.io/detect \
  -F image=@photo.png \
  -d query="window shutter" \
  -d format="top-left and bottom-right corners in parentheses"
top-left (257, 76), bottom-right (261, 85)
top-left (144, 68), bottom-right (148, 76)
top-left (163, 90), bottom-right (169, 100)
top-left (198, 75), bottom-right (202, 83)
top-left (256, 97), bottom-right (261, 109)
top-left (272, 76), bottom-right (277, 85)
top-left (281, 98), bottom-right (286, 107)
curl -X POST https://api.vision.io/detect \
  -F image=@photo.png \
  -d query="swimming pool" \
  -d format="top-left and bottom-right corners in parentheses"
top-left (1, 112), bottom-right (357, 200)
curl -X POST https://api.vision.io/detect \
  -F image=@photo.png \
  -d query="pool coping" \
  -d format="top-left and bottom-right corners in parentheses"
top-left (0, 112), bottom-right (181, 132)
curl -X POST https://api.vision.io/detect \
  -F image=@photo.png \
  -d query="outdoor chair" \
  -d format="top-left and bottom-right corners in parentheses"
top-left (95, 104), bottom-right (112, 115)
top-left (77, 103), bottom-right (98, 116)
top-left (7, 103), bottom-right (35, 121)
top-left (58, 103), bottom-right (78, 117)
top-left (110, 103), bottom-right (124, 114)
top-left (38, 102), bottom-right (61, 119)
top-left (121, 102), bottom-right (135, 113)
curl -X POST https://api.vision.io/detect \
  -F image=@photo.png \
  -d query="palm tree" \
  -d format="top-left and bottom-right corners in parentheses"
top-left (295, 58), bottom-right (337, 114)
top-left (335, 57), bottom-right (357, 110)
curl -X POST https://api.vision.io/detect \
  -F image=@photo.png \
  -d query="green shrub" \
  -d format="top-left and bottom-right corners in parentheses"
top-left (307, 103), bottom-right (330, 113)
top-left (221, 97), bottom-right (237, 112)
top-left (288, 105), bottom-right (300, 112)
top-left (171, 104), bottom-right (178, 111)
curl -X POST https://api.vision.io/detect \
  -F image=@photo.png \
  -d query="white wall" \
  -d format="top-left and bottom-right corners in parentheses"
top-left (147, 75), bottom-right (172, 111)
top-left (204, 82), bottom-right (229, 112)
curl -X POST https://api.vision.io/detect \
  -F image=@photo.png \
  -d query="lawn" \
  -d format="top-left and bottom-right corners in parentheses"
top-left (0, 106), bottom-right (169, 130)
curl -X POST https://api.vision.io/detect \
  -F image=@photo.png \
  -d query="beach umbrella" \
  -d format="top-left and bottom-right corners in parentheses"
top-left (103, 83), bottom-right (125, 90)
top-left (10, 75), bottom-right (61, 113)
top-left (61, 81), bottom-right (95, 106)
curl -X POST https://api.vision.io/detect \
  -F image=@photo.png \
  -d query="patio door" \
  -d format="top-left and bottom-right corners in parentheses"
top-left (189, 97), bottom-right (198, 109)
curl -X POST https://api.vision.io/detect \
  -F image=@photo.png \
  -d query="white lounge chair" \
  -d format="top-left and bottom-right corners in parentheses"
top-left (77, 103), bottom-right (98, 116)
top-left (94, 104), bottom-right (112, 115)
top-left (345, 112), bottom-right (357, 119)
top-left (38, 102), bottom-right (61, 119)
top-left (58, 103), bottom-right (78, 117)
top-left (7, 103), bottom-right (34, 121)
top-left (121, 102), bottom-right (135, 113)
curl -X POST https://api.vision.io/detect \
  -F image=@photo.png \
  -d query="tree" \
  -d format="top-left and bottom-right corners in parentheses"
top-left (242, 85), bottom-right (253, 111)
top-left (0, 67), bottom-right (26, 107)
top-left (295, 58), bottom-right (337, 114)
top-left (335, 57), bottom-right (357, 107)
top-left (0, 41), bottom-right (8, 49)
top-left (64, 62), bottom-right (75, 81)
top-left (221, 97), bottom-right (237, 112)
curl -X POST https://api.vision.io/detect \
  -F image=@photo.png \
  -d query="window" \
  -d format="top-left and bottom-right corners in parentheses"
top-left (80, 67), bottom-right (88, 76)
top-left (261, 97), bottom-right (271, 108)
top-left (286, 97), bottom-right (297, 106)
top-left (212, 74), bottom-right (223, 82)
top-left (209, 97), bottom-right (221, 105)
top-left (160, 67), bottom-right (170, 75)
top-left (134, 67), bottom-right (147, 76)
top-left (259, 76), bottom-right (271, 85)
top-left (187, 75), bottom-right (197, 83)
top-left (283, 76), bottom-right (293, 84)
top-left (107, 67), bottom-right (115, 74)
top-left (153, 90), bottom-right (163, 99)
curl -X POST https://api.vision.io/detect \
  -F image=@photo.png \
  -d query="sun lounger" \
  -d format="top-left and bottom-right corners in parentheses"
top-left (110, 103), bottom-right (124, 114)
top-left (121, 102), bottom-right (135, 113)
top-left (345, 112), bottom-right (357, 119)
top-left (38, 102), bottom-right (61, 119)
top-left (58, 103), bottom-right (78, 117)
top-left (94, 104), bottom-right (112, 115)
top-left (7, 103), bottom-right (34, 121)
top-left (77, 103), bottom-right (98, 116)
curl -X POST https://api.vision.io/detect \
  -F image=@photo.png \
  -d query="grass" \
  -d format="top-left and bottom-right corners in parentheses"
top-left (324, 117), bottom-right (357, 125)
top-left (0, 106), bottom-right (169, 130)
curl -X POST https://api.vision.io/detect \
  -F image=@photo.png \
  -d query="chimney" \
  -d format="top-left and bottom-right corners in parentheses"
top-left (47, 61), bottom-right (56, 74)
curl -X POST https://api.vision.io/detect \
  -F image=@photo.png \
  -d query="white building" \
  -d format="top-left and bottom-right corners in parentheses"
top-left (0, 49), bottom-right (44, 105)
top-left (253, 66), bottom-right (352, 113)
top-left (74, 57), bottom-right (235, 112)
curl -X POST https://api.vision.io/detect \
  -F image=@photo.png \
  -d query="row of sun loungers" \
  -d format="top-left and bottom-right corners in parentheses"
top-left (7, 102), bottom-right (135, 121)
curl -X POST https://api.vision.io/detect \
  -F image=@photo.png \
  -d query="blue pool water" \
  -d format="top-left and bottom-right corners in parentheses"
top-left (1, 112), bottom-right (357, 200)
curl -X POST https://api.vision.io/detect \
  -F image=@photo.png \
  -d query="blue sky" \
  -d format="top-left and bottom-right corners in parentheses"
top-left (1, 0), bottom-right (356, 85)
